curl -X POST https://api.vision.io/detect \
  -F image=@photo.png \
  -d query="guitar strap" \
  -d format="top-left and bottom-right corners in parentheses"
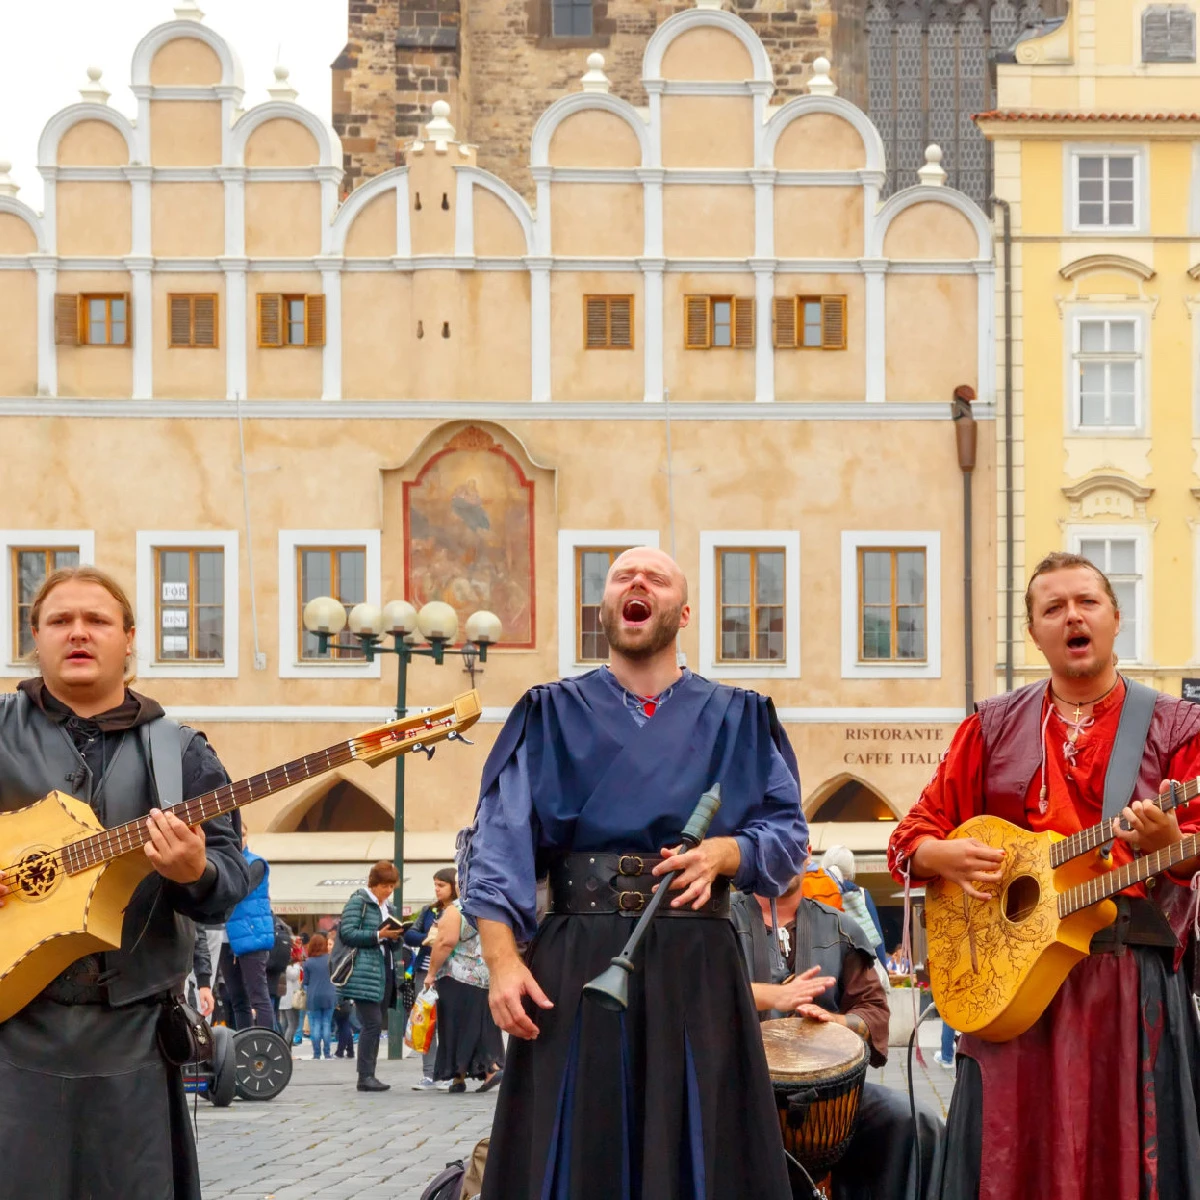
top-left (1099, 677), bottom-right (1157, 855)
top-left (140, 717), bottom-right (185, 811)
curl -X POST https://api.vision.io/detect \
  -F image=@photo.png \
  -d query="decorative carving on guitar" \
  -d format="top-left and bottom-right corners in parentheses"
top-left (0, 690), bottom-right (482, 1025)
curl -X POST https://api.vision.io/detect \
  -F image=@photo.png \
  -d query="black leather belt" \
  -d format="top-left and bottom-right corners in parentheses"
top-left (547, 852), bottom-right (731, 918)
top-left (1089, 896), bottom-right (1178, 956)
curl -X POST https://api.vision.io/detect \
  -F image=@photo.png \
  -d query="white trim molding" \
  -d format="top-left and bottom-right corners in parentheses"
top-left (129, 19), bottom-right (244, 90)
top-left (530, 92), bottom-right (650, 169)
top-left (1064, 142), bottom-right (1149, 236)
top-left (868, 185), bottom-right (993, 260)
top-left (840, 530), bottom-right (942, 679)
top-left (0, 530), bottom-right (96, 668)
top-left (1067, 523), bottom-right (1150, 666)
top-left (642, 7), bottom-right (774, 85)
top-left (699, 530), bottom-right (800, 680)
top-left (1065, 307), bottom-right (1147, 436)
top-left (762, 95), bottom-right (885, 173)
top-left (276, 530), bottom-right (382, 680)
top-left (557, 530), bottom-right (660, 680)
top-left (135, 530), bottom-right (239, 679)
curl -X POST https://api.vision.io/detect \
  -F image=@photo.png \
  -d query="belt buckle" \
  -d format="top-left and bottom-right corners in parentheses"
top-left (617, 855), bottom-right (645, 877)
top-left (617, 890), bottom-right (647, 913)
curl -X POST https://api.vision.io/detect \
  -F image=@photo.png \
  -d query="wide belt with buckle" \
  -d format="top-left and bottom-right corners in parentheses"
top-left (547, 852), bottom-right (731, 918)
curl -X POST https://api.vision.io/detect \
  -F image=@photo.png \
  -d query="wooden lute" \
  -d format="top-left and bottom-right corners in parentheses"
top-left (925, 776), bottom-right (1199, 1042)
top-left (0, 690), bottom-right (481, 1024)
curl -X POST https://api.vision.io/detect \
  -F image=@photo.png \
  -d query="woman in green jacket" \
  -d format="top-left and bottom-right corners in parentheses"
top-left (336, 861), bottom-right (403, 1092)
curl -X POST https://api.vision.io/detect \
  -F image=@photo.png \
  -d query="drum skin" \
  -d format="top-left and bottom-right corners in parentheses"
top-left (762, 1017), bottom-right (868, 1174)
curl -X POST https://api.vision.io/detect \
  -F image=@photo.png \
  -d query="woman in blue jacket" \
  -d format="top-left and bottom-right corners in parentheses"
top-left (302, 934), bottom-right (338, 1059)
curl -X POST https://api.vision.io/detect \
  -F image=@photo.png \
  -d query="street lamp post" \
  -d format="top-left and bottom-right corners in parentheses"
top-left (302, 595), bottom-right (501, 1056)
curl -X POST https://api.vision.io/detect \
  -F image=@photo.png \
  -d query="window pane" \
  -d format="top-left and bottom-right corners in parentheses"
top-left (1078, 201), bottom-right (1105, 225)
top-left (1078, 538), bottom-right (1106, 565)
top-left (897, 606), bottom-right (926, 659)
top-left (721, 607), bottom-right (751, 660)
top-left (160, 550), bottom-right (189, 587)
top-left (1079, 363), bottom-right (1106, 425)
top-left (579, 551), bottom-right (611, 606)
top-left (861, 551), bottom-right (891, 605)
top-left (337, 550), bottom-right (366, 604)
top-left (580, 605), bottom-right (607, 661)
top-left (87, 299), bottom-right (108, 344)
top-left (755, 606), bottom-right (784, 661)
top-left (16, 551), bottom-right (46, 603)
top-left (755, 552), bottom-right (784, 605)
top-left (720, 552), bottom-right (751, 604)
top-left (196, 606), bottom-right (224, 660)
top-left (1108, 200), bottom-right (1135, 226)
top-left (1078, 157), bottom-right (1105, 180)
top-left (1079, 321), bottom-right (1106, 352)
top-left (196, 552), bottom-right (223, 604)
top-left (1108, 321), bottom-right (1136, 352)
top-left (301, 550), bottom-right (332, 602)
top-left (1108, 362), bottom-right (1136, 424)
top-left (862, 608), bottom-right (891, 659)
top-left (896, 552), bottom-right (925, 604)
top-left (1108, 157), bottom-right (1135, 180)
top-left (53, 550), bottom-right (79, 570)
top-left (110, 321), bottom-right (126, 346)
top-left (1113, 580), bottom-right (1137, 660)
top-left (712, 301), bottom-right (732, 347)
top-left (802, 301), bottom-right (822, 347)
top-left (110, 298), bottom-right (126, 323)
top-left (1078, 179), bottom-right (1104, 205)
top-left (1109, 540), bottom-right (1137, 575)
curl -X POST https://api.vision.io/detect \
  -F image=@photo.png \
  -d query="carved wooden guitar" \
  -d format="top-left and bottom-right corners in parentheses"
top-left (0, 690), bottom-right (481, 1024)
top-left (925, 776), bottom-right (1199, 1042)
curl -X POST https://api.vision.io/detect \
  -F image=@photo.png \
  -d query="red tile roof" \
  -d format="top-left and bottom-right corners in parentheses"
top-left (975, 109), bottom-right (1200, 122)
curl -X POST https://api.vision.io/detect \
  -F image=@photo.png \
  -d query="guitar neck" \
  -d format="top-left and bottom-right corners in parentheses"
top-left (1059, 831), bottom-right (1200, 918)
top-left (61, 740), bottom-right (360, 876)
top-left (1050, 776), bottom-right (1200, 867)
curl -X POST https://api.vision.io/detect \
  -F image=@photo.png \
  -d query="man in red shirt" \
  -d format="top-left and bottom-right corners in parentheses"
top-left (889, 552), bottom-right (1200, 1200)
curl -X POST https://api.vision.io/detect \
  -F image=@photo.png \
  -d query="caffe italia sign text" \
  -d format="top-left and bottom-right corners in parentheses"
top-left (842, 726), bottom-right (946, 767)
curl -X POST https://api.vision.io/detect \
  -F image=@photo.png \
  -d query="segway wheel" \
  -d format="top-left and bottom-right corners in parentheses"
top-left (232, 1028), bottom-right (293, 1101)
top-left (208, 1025), bottom-right (237, 1107)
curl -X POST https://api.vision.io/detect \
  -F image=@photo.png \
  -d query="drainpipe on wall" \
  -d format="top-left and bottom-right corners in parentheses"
top-left (951, 385), bottom-right (977, 715)
top-left (990, 195), bottom-right (1015, 693)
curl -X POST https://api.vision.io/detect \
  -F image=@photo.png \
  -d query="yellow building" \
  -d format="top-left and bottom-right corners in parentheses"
top-left (0, 2), bottom-right (995, 933)
top-left (980, 0), bottom-right (1200, 696)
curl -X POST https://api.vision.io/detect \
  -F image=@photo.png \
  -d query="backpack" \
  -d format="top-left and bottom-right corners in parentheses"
top-left (266, 916), bottom-right (293, 975)
top-left (419, 1161), bottom-right (465, 1200)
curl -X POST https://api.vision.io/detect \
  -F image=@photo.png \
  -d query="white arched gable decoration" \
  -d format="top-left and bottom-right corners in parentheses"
top-left (869, 185), bottom-right (993, 260)
top-left (0, 197), bottom-right (47, 252)
top-left (642, 7), bottom-right (774, 84)
top-left (129, 19), bottom-right (244, 89)
top-left (37, 103), bottom-right (137, 167)
top-left (230, 101), bottom-right (340, 168)
top-left (530, 92), bottom-right (649, 169)
top-left (763, 94), bottom-right (885, 173)
top-left (457, 167), bottom-right (535, 255)
top-left (329, 166), bottom-right (408, 254)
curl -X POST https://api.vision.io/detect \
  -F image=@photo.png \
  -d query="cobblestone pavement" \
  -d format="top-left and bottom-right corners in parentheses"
top-left (196, 1022), bottom-right (955, 1199)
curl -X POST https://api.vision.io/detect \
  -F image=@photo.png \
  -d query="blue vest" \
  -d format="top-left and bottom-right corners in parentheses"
top-left (227, 850), bottom-right (274, 955)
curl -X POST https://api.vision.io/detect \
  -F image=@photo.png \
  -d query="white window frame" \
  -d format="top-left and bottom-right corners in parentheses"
top-left (1066, 144), bottom-right (1147, 234)
top-left (841, 531), bottom-right (941, 679)
top-left (0, 530), bottom-right (96, 669)
top-left (1068, 311), bottom-right (1146, 435)
top-left (136, 531), bottom-right (239, 679)
top-left (278, 530), bottom-right (382, 679)
top-left (699, 531), bottom-right (800, 680)
top-left (557, 530), bottom-right (659, 679)
top-left (1067, 525), bottom-right (1150, 666)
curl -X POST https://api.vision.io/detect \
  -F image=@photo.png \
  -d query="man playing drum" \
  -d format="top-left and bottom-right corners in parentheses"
top-left (732, 871), bottom-right (945, 1198)
top-left (458, 547), bottom-right (808, 1200)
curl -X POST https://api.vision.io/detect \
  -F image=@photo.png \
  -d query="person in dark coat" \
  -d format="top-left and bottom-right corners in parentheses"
top-left (0, 567), bottom-right (248, 1200)
top-left (337, 861), bottom-right (403, 1092)
top-left (406, 867), bottom-right (458, 1089)
top-left (302, 933), bottom-right (338, 1059)
top-left (460, 547), bottom-right (807, 1200)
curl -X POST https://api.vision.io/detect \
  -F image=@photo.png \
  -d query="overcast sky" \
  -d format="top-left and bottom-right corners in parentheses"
top-left (0, 0), bottom-right (349, 212)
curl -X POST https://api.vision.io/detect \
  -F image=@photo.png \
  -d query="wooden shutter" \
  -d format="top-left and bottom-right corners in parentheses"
top-left (585, 296), bottom-right (609, 348)
top-left (257, 293), bottom-right (283, 348)
top-left (193, 294), bottom-right (217, 348)
top-left (305, 294), bottom-right (326, 347)
top-left (821, 295), bottom-right (847, 350)
top-left (685, 295), bottom-right (710, 349)
top-left (169, 295), bottom-right (192, 347)
top-left (609, 296), bottom-right (632, 348)
top-left (733, 297), bottom-right (755, 349)
top-left (773, 297), bottom-right (797, 349)
top-left (54, 294), bottom-right (80, 345)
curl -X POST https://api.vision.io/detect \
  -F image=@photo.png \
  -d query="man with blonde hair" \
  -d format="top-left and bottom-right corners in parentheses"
top-left (0, 567), bottom-right (248, 1200)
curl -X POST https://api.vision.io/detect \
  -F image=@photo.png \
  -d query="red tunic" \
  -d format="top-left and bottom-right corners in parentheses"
top-left (889, 684), bottom-right (1200, 1200)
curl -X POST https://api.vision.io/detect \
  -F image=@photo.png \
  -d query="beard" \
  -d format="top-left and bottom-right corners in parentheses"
top-left (599, 596), bottom-right (683, 659)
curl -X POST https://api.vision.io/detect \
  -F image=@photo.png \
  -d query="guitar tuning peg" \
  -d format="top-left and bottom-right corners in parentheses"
top-left (447, 730), bottom-right (475, 747)
top-left (412, 743), bottom-right (436, 760)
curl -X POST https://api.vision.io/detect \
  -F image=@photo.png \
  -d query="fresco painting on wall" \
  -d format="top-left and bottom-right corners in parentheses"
top-left (403, 426), bottom-right (536, 648)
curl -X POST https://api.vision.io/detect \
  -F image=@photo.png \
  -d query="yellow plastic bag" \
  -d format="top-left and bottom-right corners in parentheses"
top-left (404, 985), bottom-right (437, 1054)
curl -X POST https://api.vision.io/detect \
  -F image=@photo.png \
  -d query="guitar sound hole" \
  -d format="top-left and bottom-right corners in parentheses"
top-left (1003, 874), bottom-right (1040, 924)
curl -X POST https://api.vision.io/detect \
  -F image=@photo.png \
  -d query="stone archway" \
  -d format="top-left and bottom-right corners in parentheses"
top-left (269, 775), bottom-right (392, 833)
top-left (804, 772), bottom-right (901, 823)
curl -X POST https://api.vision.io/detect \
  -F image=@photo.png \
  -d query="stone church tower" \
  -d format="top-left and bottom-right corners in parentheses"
top-left (332, 0), bottom-right (1066, 207)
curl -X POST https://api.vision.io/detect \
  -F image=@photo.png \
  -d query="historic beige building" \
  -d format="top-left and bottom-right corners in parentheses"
top-left (0, 2), bottom-right (994, 935)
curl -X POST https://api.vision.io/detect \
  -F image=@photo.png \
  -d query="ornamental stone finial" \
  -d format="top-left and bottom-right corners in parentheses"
top-left (582, 52), bottom-right (610, 94)
top-left (425, 100), bottom-right (455, 152)
top-left (808, 57), bottom-right (837, 96)
top-left (0, 161), bottom-right (18, 198)
top-left (918, 144), bottom-right (947, 186)
top-left (267, 64), bottom-right (299, 102)
top-left (174, 0), bottom-right (205, 20)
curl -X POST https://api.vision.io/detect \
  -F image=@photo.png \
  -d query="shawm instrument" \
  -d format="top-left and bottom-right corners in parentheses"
top-left (0, 690), bottom-right (481, 1025)
top-left (925, 776), bottom-right (1199, 1043)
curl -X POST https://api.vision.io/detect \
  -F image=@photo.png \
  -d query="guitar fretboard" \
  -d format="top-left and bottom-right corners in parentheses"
top-left (60, 741), bottom-right (359, 875)
top-left (1059, 832), bottom-right (1200, 918)
top-left (1048, 776), bottom-right (1200, 869)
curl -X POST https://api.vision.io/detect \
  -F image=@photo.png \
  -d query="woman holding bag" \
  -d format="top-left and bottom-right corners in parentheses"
top-left (280, 939), bottom-right (305, 1047)
top-left (425, 886), bottom-right (504, 1094)
top-left (406, 868), bottom-right (458, 1091)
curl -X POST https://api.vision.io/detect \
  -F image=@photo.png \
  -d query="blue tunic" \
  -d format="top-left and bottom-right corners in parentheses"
top-left (460, 667), bottom-right (807, 941)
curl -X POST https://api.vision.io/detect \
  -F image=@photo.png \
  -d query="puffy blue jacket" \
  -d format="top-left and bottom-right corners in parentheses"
top-left (226, 850), bottom-right (274, 955)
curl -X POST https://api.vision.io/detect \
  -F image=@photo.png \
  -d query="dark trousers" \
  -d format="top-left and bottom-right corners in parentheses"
top-left (218, 946), bottom-right (274, 1031)
top-left (354, 973), bottom-right (394, 1080)
top-left (333, 1006), bottom-right (355, 1056)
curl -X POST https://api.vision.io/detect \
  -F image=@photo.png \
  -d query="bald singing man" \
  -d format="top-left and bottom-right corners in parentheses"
top-left (459, 547), bottom-right (808, 1200)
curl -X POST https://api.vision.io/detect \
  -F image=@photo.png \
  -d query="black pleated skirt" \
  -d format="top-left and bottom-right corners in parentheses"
top-left (434, 976), bottom-right (505, 1081)
top-left (482, 912), bottom-right (792, 1200)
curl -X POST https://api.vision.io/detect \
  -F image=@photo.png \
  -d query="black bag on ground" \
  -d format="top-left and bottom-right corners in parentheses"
top-left (419, 1161), bottom-right (464, 1200)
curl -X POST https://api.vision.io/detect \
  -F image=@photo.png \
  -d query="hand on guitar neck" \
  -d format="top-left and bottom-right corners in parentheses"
top-left (912, 836), bottom-right (1006, 901)
top-left (142, 807), bottom-right (209, 885)
top-left (1116, 793), bottom-right (1200, 875)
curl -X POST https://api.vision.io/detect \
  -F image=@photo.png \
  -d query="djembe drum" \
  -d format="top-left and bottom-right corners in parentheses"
top-left (761, 1017), bottom-right (868, 1195)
